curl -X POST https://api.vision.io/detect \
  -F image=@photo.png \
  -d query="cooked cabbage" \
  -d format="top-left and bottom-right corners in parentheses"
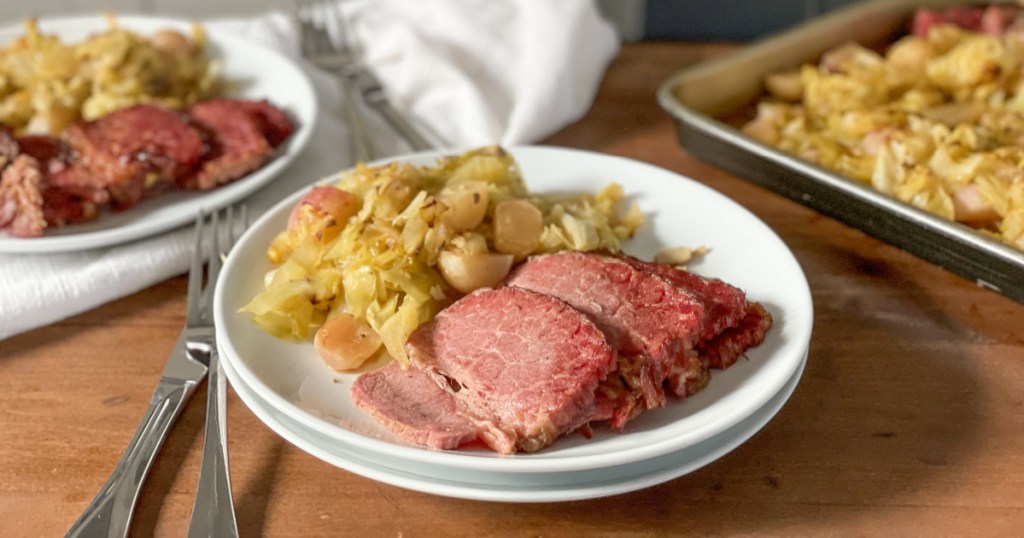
top-left (241, 146), bottom-right (644, 365)
top-left (0, 16), bottom-right (222, 135)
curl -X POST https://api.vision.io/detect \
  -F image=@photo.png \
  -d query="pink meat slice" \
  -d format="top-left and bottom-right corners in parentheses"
top-left (17, 135), bottom-right (105, 227)
top-left (351, 361), bottom-right (479, 450)
top-left (186, 99), bottom-right (293, 190)
top-left (617, 255), bottom-right (748, 342)
top-left (0, 155), bottom-right (45, 237)
top-left (505, 251), bottom-right (706, 428)
top-left (697, 302), bottom-right (774, 370)
top-left (405, 286), bottom-right (616, 454)
top-left (62, 105), bottom-right (207, 208)
top-left (616, 255), bottom-right (753, 398)
top-left (235, 99), bottom-right (296, 147)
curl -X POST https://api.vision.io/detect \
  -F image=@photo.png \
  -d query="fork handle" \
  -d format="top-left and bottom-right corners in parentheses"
top-left (65, 379), bottom-right (200, 538)
top-left (362, 92), bottom-right (433, 152)
top-left (338, 74), bottom-right (378, 162)
top-left (188, 353), bottom-right (239, 538)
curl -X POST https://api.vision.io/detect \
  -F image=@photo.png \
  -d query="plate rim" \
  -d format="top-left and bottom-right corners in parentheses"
top-left (0, 14), bottom-right (318, 253)
top-left (215, 145), bottom-right (815, 473)
top-left (221, 340), bottom-right (807, 502)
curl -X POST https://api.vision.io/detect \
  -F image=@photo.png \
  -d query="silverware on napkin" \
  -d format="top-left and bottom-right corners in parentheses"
top-left (296, 0), bottom-right (432, 160)
top-left (66, 206), bottom-right (244, 538)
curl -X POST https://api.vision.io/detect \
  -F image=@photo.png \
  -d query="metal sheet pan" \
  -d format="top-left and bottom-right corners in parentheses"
top-left (658, 0), bottom-right (1024, 304)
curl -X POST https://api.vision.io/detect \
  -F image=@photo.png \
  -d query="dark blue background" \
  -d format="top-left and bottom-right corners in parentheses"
top-left (645, 0), bottom-right (860, 40)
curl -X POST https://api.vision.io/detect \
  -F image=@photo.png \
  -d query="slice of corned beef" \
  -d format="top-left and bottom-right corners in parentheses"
top-left (41, 188), bottom-right (101, 228)
top-left (186, 99), bottom-right (290, 190)
top-left (640, 260), bottom-right (772, 384)
top-left (505, 251), bottom-right (706, 418)
top-left (665, 349), bottom-right (711, 400)
top-left (698, 302), bottom-right (773, 369)
top-left (405, 286), bottom-right (616, 454)
top-left (588, 354), bottom-right (652, 430)
top-left (63, 105), bottom-right (206, 208)
top-left (235, 99), bottom-right (295, 147)
top-left (0, 155), bottom-right (45, 237)
top-left (618, 255), bottom-right (748, 342)
top-left (18, 135), bottom-right (105, 227)
top-left (616, 254), bottom-right (752, 398)
top-left (351, 361), bottom-right (479, 450)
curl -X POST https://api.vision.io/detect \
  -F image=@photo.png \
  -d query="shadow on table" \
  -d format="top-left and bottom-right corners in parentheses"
top-left (128, 384), bottom-right (286, 537)
top-left (235, 434), bottom-right (286, 537)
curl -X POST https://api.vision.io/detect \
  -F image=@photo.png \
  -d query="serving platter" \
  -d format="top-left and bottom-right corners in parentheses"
top-left (0, 15), bottom-right (317, 253)
top-left (215, 145), bottom-right (814, 474)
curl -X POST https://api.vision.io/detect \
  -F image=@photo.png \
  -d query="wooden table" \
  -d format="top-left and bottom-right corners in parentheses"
top-left (4, 41), bottom-right (1023, 537)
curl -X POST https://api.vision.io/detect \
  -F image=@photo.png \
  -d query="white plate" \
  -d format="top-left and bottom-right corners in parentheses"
top-left (0, 15), bottom-right (317, 253)
top-left (216, 146), bottom-right (814, 473)
top-left (222, 343), bottom-right (807, 502)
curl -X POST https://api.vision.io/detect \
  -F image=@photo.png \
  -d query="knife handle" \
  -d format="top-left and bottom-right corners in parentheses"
top-left (66, 379), bottom-right (199, 538)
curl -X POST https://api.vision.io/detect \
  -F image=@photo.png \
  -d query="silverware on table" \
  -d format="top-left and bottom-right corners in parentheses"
top-left (65, 206), bottom-right (244, 538)
top-left (296, 0), bottom-right (432, 160)
top-left (187, 205), bottom-right (247, 538)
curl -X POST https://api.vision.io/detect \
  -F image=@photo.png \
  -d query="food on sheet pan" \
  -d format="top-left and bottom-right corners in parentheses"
top-left (0, 18), bottom-right (296, 238)
top-left (743, 4), bottom-right (1024, 251)
top-left (242, 147), bottom-right (774, 454)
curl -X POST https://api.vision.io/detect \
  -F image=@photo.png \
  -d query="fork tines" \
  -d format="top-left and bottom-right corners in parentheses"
top-left (189, 205), bottom-right (248, 325)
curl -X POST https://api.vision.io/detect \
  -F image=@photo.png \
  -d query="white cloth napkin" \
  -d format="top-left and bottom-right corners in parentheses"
top-left (0, 0), bottom-right (618, 341)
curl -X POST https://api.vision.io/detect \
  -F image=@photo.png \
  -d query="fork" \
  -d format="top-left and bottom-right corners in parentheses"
top-left (298, 0), bottom-right (378, 162)
top-left (296, 0), bottom-right (432, 158)
top-left (66, 205), bottom-right (245, 538)
top-left (187, 205), bottom-right (247, 538)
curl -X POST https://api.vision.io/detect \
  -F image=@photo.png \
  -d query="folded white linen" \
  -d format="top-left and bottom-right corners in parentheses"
top-left (0, 0), bottom-right (618, 341)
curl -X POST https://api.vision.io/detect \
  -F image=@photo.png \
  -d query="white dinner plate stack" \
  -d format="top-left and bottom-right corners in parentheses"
top-left (215, 147), bottom-right (815, 502)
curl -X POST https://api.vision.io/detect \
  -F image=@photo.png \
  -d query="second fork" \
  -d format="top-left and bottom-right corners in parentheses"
top-left (187, 205), bottom-right (247, 538)
top-left (297, 0), bottom-right (380, 163)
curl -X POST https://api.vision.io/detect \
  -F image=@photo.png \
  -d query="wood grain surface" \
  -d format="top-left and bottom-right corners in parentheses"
top-left (3, 41), bottom-right (1023, 537)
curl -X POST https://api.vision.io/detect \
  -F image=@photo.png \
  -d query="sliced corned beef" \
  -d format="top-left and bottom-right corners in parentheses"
top-left (505, 251), bottom-right (706, 418)
top-left (616, 254), bottom-right (753, 399)
top-left (62, 105), bottom-right (206, 208)
top-left (617, 255), bottom-right (748, 342)
top-left (353, 251), bottom-right (774, 453)
top-left (235, 99), bottom-right (296, 146)
top-left (0, 155), bottom-right (45, 237)
top-left (17, 135), bottom-right (105, 227)
top-left (186, 99), bottom-right (289, 190)
top-left (405, 286), bottom-right (616, 454)
top-left (911, 5), bottom-right (1019, 37)
top-left (698, 302), bottom-right (774, 370)
top-left (665, 349), bottom-right (711, 400)
top-left (351, 361), bottom-right (479, 450)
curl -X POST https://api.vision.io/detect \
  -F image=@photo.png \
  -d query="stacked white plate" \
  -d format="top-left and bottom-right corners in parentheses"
top-left (215, 146), bottom-right (814, 502)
